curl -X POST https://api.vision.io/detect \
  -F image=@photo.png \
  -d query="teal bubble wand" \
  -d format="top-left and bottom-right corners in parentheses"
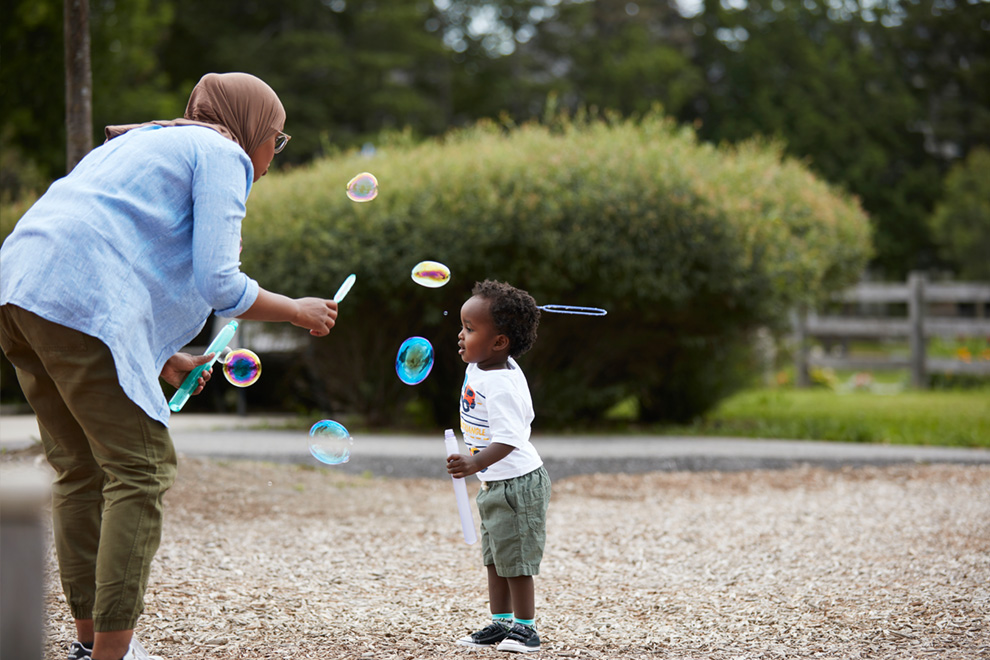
top-left (168, 319), bottom-right (239, 412)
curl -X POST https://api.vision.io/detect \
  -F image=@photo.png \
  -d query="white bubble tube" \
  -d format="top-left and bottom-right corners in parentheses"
top-left (444, 429), bottom-right (478, 545)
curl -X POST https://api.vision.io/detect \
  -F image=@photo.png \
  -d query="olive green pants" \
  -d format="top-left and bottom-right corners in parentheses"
top-left (0, 305), bottom-right (176, 632)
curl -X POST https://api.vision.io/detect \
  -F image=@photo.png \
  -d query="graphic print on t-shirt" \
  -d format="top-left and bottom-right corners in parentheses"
top-left (460, 379), bottom-right (489, 472)
top-left (461, 385), bottom-right (476, 413)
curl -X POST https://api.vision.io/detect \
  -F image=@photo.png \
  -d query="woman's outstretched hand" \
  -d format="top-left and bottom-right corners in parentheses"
top-left (293, 297), bottom-right (338, 337)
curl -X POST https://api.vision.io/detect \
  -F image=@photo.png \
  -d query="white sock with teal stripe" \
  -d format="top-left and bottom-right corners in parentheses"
top-left (514, 617), bottom-right (535, 629)
top-left (493, 613), bottom-right (513, 628)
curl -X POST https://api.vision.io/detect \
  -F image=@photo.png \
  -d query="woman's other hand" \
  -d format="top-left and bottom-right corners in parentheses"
top-left (161, 352), bottom-right (215, 394)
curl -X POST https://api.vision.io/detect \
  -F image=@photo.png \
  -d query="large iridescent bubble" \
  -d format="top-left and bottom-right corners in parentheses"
top-left (395, 336), bottom-right (434, 385)
top-left (346, 172), bottom-right (379, 202)
top-left (222, 348), bottom-right (262, 387)
top-left (410, 260), bottom-right (451, 288)
top-left (308, 420), bottom-right (353, 465)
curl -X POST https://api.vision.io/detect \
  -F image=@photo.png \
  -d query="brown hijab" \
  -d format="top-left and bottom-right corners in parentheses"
top-left (105, 72), bottom-right (285, 156)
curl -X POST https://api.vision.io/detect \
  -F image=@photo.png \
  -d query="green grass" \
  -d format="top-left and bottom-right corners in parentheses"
top-left (665, 387), bottom-right (990, 447)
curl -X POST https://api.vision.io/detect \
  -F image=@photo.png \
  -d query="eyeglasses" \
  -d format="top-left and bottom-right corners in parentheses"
top-left (274, 130), bottom-right (291, 154)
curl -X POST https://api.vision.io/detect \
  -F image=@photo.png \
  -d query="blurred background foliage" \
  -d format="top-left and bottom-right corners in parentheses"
top-left (0, 0), bottom-right (990, 279)
top-left (240, 113), bottom-right (869, 426)
top-left (927, 146), bottom-right (990, 280)
top-left (2, 0), bottom-right (988, 276)
top-left (1, 0), bottom-right (987, 426)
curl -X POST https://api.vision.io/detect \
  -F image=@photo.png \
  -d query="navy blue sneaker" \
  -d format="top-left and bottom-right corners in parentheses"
top-left (457, 620), bottom-right (512, 647)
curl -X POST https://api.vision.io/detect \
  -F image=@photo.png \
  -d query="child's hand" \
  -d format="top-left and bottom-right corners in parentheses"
top-left (448, 443), bottom-right (514, 478)
top-left (161, 352), bottom-right (214, 394)
top-left (446, 453), bottom-right (478, 479)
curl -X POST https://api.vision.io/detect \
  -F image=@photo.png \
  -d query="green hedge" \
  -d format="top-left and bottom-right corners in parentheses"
top-left (0, 113), bottom-right (871, 425)
top-left (242, 113), bottom-right (871, 426)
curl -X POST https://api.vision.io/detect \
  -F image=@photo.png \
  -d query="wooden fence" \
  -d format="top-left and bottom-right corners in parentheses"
top-left (793, 273), bottom-right (990, 388)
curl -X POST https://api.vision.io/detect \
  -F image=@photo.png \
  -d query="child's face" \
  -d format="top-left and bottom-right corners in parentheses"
top-left (458, 295), bottom-right (508, 369)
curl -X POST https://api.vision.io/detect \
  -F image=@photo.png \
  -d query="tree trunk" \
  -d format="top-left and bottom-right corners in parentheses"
top-left (64, 0), bottom-right (92, 173)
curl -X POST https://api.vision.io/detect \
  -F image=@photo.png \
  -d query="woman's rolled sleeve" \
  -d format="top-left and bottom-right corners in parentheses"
top-left (190, 140), bottom-right (257, 316)
top-left (213, 276), bottom-right (259, 318)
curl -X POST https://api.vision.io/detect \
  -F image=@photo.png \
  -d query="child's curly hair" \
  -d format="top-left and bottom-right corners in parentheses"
top-left (472, 280), bottom-right (540, 357)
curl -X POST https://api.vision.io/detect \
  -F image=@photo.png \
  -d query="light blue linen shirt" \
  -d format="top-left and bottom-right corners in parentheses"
top-left (0, 125), bottom-right (260, 425)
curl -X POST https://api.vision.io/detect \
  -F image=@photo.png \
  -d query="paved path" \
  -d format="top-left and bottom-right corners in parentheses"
top-left (2, 414), bottom-right (989, 479)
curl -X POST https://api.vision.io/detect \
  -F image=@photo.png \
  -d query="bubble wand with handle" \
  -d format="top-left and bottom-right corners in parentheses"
top-left (168, 319), bottom-right (239, 412)
top-left (444, 429), bottom-right (478, 545)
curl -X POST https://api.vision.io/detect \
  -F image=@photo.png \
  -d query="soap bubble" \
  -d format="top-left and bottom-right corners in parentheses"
top-left (346, 172), bottom-right (379, 202)
top-left (308, 420), bottom-right (353, 465)
top-left (411, 260), bottom-right (451, 288)
top-left (222, 348), bottom-right (262, 387)
top-left (396, 336), bottom-right (434, 385)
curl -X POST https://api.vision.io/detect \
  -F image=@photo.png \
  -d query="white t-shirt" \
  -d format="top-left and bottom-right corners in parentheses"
top-left (459, 358), bottom-right (543, 482)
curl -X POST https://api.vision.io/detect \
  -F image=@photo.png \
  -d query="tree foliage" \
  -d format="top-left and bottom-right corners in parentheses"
top-left (688, 0), bottom-right (989, 276)
top-left (1, 0), bottom-right (180, 190)
top-left (1, 0), bottom-right (68, 184)
top-left (158, 0), bottom-right (452, 164)
top-left (2, 0), bottom-right (988, 276)
top-left (928, 146), bottom-right (990, 280)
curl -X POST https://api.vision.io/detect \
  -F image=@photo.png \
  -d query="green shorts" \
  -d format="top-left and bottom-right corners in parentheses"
top-left (476, 466), bottom-right (551, 578)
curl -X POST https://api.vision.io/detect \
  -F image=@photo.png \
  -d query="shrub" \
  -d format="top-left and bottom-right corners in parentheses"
top-left (243, 112), bottom-right (871, 426)
top-left (928, 147), bottom-right (990, 280)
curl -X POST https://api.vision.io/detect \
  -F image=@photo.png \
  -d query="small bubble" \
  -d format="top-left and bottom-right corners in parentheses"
top-left (396, 337), bottom-right (434, 385)
top-left (308, 419), bottom-right (353, 465)
top-left (346, 172), bottom-right (378, 202)
top-left (411, 260), bottom-right (450, 288)
top-left (222, 349), bottom-right (262, 387)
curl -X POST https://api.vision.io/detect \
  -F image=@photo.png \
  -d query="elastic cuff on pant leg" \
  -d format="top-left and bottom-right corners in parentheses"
top-left (94, 616), bottom-right (139, 633)
top-left (68, 602), bottom-right (95, 622)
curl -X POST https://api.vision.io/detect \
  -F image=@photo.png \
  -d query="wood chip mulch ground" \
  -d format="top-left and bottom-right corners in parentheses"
top-left (38, 458), bottom-right (989, 659)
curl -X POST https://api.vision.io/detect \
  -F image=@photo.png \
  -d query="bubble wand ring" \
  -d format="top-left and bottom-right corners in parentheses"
top-left (538, 304), bottom-right (607, 316)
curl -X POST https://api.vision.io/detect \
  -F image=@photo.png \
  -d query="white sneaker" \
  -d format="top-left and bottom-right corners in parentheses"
top-left (495, 623), bottom-right (542, 653)
top-left (123, 637), bottom-right (164, 660)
